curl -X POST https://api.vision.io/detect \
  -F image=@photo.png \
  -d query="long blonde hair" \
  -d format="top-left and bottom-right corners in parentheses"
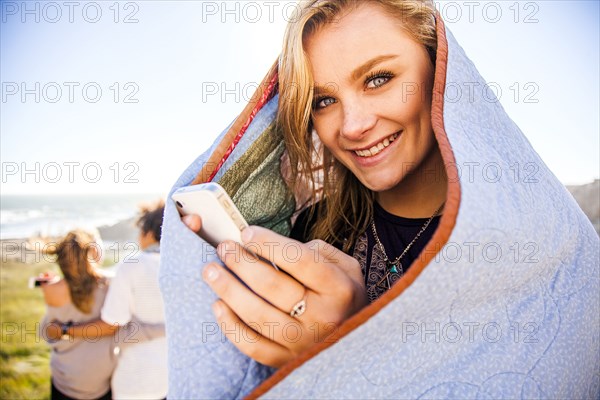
top-left (45, 230), bottom-right (102, 313)
top-left (278, 0), bottom-right (438, 251)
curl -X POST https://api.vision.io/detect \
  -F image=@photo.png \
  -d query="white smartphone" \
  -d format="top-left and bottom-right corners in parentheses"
top-left (172, 182), bottom-right (248, 248)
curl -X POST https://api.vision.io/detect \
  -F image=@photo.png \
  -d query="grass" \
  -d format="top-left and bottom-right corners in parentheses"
top-left (0, 259), bottom-right (59, 400)
top-left (0, 255), bottom-right (116, 399)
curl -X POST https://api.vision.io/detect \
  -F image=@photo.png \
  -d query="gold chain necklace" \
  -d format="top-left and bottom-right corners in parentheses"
top-left (370, 202), bottom-right (445, 291)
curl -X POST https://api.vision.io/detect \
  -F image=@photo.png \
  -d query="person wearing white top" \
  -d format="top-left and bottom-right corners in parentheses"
top-left (101, 203), bottom-right (167, 399)
top-left (101, 244), bottom-right (167, 399)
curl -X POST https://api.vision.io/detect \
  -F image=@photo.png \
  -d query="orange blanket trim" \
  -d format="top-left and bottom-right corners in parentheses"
top-left (247, 16), bottom-right (459, 398)
top-left (191, 60), bottom-right (279, 185)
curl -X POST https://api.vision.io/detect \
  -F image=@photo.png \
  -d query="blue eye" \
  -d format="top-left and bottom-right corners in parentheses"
top-left (314, 96), bottom-right (336, 110)
top-left (365, 70), bottom-right (394, 89)
top-left (367, 76), bottom-right (389, 88)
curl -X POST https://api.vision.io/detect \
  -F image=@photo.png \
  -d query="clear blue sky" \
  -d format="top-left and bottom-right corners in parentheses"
top-left (1, 0), bottom-right (598, 195)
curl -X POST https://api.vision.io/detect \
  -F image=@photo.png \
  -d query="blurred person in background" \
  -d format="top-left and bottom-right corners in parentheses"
top-left (46, 202), bottom-right (168, 400)
top-left (40, 229), bottom-right (115, 400)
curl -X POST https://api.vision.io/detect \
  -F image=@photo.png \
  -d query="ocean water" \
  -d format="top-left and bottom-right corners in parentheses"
top-left (0, 194), bottom-right (162, 239)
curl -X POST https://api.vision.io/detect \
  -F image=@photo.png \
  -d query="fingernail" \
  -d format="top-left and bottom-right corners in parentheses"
top-left (213, 302), bottom-right (223, 318)
top-left (241, 227), bottom-right (253, 243)
top-left (182, 215), bottom-right (193, 225)
top-left (204, 264), bottom-right (219, 282)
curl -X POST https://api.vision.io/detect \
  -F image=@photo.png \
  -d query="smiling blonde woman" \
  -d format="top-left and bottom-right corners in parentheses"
top-left (160, 0), bottom-right (599, 398)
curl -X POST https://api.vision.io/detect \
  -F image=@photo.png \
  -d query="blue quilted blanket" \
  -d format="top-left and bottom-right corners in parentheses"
top-left (159, 19), bottom-right (600, 399)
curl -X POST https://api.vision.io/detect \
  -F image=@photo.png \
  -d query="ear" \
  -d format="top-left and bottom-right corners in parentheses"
top-left (140, 230), bottom-right (158, 248)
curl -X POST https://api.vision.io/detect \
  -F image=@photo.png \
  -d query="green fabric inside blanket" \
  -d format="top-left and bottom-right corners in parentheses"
top-left (217, 123), bottom-right (295, 236)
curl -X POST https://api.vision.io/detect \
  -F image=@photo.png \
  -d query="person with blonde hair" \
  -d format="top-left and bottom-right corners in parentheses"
top-left (40, 229), bottom-right (114, 400)
top-left (161, 0), bottom-right (599, 398)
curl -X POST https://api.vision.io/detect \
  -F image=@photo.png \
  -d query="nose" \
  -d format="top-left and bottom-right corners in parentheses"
top-left (340, 99), bottom-right (376, 141)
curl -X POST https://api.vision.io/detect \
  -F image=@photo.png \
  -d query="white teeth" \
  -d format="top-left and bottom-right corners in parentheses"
top-left (354, 132), bottom-right (399, 157)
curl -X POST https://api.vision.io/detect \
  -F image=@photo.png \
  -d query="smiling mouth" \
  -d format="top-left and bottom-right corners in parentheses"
top-left (353, 132), bottom-right (399, 157)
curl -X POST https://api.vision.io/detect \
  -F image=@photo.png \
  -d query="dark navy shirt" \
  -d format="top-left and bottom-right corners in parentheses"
top-left (291, 201), bottom-right (441, 302)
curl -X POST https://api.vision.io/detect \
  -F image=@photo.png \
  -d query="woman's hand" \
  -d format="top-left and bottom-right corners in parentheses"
top-left (183, 214), bottom-right (367, 368)
top-left (37, 271), bottom-right (57, 286)
top-left (45, 320), bottom-right (63, 341)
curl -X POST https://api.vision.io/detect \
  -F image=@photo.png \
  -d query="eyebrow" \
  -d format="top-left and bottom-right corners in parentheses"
top-left (351, 54), bottom-right (398, 81)
top-left (313, 54), bottom-right (398, 95)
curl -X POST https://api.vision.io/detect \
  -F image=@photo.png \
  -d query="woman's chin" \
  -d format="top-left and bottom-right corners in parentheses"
top-left (355, 174), bottom-right (402, 194)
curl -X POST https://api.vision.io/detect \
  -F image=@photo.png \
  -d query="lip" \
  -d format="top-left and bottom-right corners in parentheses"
top-left (349, 131), bottom-right (402, 167)
top-left (351, 131), bottom-right (401, 152)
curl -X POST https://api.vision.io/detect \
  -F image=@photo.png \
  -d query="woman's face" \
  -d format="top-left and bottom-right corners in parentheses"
top-left (305, 3), bottom-right (437, 194)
